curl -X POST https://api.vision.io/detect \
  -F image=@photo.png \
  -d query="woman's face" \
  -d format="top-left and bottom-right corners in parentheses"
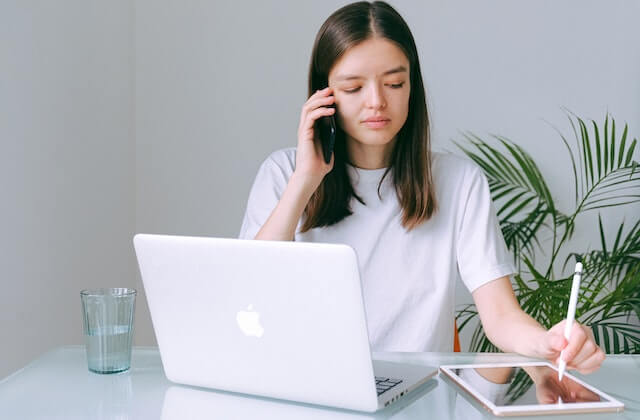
top-left (328, 37), bottom-right (411, 158)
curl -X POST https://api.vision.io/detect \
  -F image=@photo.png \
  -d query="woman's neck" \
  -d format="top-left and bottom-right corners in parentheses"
top-left (346, 137), bottom-right (395, 169)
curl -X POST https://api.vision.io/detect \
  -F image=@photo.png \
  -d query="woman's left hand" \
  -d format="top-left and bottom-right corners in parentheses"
top-left (538, 320), bottom-right (605, 374)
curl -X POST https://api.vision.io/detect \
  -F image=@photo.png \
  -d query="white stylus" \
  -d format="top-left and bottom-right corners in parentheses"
top-left (558, 261), bottom-right (583, 381)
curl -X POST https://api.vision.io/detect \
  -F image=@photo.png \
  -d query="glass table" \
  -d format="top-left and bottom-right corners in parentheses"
top-left (0, 346), bottom-right (637, 419)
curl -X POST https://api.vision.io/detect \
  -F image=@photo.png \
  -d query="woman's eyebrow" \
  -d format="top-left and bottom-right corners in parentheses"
top-left (334, 65), bottom-right (408, 81)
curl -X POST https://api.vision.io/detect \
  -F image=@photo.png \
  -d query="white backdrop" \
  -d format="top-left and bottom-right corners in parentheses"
top-left (1, 0), bottom-right (135, 379)
top-left (134, 0), bottom-right (640, 348)
top-left (2, 0), bottom-right (639, 378)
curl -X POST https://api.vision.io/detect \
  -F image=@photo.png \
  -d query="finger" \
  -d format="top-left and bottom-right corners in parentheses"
top-left (309, 86), bottom-right (332, 97)
top-left (561, 324), bottom-right (588, 365)
top-left (575, 385), bottom-right (601, 402)
top-left (540, 332), bottom-right (566, 360)
top-left (563, 389), bottom-right (577, 403)
top-left (303, 106), bottom-right (336, 131)
top-left (549, 333), bottom-right (567, 353)
top-left (305, 87), bottom-right (333, 106)
top-left (304, 94), bottom-right (335, 112)
top-left (538, 390), bottom-right (557, 404)
top-left (550, 319), bottom-right (567, 334)
top-left (568, 338), bottom-right (597, 367)
top-left (544, 321), bottom-right (568, 356)
top-left (575, 348), bottom-right (605, 375)
top-left (299, 88), bottom-right (332, 123)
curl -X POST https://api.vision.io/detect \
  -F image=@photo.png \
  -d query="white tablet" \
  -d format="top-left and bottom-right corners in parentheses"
top-left (439, 362), bottom-right (624, 417)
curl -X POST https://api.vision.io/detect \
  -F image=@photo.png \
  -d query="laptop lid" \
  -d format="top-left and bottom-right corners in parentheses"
top-left (134, 234), bottom-right (379, 412)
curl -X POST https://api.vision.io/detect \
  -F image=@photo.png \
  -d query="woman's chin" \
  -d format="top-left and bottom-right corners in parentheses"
top-left (346, 131), bottom-right (396, 147)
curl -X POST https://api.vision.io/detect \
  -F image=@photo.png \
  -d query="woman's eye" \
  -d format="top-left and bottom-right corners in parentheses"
top-left (342, 82), bottom-right (404, 93)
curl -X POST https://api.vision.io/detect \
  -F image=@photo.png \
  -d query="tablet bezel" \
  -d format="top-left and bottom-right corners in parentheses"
top-left (439, 362), bottom-right (624, 416)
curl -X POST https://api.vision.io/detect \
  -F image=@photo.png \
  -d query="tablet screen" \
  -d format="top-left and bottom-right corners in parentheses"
top-left (452, 365), bottom-right (607, 407)
top-left (440, 363), bottom-right (624, 415)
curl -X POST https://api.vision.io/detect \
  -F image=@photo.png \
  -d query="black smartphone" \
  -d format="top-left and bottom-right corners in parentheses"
top-left (315, 105), bottom-right (336, 164)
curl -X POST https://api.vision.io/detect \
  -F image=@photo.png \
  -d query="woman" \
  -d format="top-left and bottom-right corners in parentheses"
top-left (239, 1), bottom-right (604, 374)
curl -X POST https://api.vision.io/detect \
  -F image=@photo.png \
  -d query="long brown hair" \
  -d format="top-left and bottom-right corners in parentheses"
top-left (301, 1), bottom-right (436, 232)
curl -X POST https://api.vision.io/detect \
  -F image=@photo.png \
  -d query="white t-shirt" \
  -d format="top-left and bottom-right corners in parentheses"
top-left (239, 148), bottom-right (515, 352)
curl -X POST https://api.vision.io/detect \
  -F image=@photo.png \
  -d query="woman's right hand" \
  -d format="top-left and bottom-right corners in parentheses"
top-left (294, 87), bottom-right (336, 186)
top-left (253, 88), bottom-right (336, 241)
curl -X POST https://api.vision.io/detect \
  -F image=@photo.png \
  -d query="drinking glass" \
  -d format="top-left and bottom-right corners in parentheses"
top-left (80, 288), bottom-right (136, 374)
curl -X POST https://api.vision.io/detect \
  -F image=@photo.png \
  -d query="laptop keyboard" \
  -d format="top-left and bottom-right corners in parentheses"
top-left (375, 376), bottom-right (403, 396)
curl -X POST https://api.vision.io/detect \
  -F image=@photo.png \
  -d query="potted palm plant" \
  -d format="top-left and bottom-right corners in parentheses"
top-left (454, 112), bottom-right (639, 402)
top-left (455, 112), bottom-right (640, 354)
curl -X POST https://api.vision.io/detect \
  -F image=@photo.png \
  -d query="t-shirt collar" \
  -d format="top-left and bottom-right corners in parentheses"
top-left (346, 162), bottom-right (391, 186)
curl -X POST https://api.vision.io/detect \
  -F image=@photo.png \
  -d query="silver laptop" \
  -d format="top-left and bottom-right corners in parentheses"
top-left (133, 234), bottom-right (437, 412)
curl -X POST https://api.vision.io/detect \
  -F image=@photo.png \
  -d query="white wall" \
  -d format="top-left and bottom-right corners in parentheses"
top-left (134, 0), bottom-right (640, 349)
top-left (2, 0), bottom-right (639, 378)
top-left (0, 1), bottom-right (135, 379)
top-left (135, 0), bottom-right (640, 238)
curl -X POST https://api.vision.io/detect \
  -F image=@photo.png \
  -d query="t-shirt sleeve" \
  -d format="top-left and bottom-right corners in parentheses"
top-left (238, 154), bottom-right (291, 240)
top-left (456, 166), bottom-right (516, 292)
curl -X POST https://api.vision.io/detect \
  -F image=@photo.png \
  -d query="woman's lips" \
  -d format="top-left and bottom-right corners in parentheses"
top-left (362, 118), bottom-right (390, 129)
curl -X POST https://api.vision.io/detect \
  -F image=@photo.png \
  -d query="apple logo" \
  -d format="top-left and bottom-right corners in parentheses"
top-left (236, 304), bottom-right (264, 337)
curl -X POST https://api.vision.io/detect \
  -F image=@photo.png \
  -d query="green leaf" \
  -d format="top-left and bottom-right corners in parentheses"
top-left (624, 138), bottom-right (637, 166)
top-left (598, 214), bottom-right (608, 256)
top-left (618, 123), bottom-right (627, 167)
top-left (549, 119), bottom-right (579, 204)
top-left (593, 120), bottom-right (602, 178)
top-left (579, 117), bottom-right (595, 188)
top-left (502, 196), bottom-right (536, 222)
top-left (498, 191), bottom-right (528, 217)
top-left (493, 185), bottom-right (519, 201)
top-left (602, 326), bottom-right (611, 352)
top-left (604, 115), bottom-right (610, 174)
top-left (610, 118), bottom-right (616, 173)
top-left (567, 112), bottom-right (586, 198)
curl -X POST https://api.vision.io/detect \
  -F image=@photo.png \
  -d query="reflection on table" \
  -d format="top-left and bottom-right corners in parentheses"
top-left (0, 347), bottom-right (637, 420)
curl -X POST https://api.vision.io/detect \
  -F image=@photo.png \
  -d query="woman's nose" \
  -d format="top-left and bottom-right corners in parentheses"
top-left (365, 84), bottom-right (386, 109)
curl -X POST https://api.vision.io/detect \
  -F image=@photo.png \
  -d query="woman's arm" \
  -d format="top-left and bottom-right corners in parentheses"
top-left (254, 173), bottom-right (319, 241)
top-left (472, 276), bottom-right (605, 374)
top-left (254, 88), bottom-right (336, 241)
